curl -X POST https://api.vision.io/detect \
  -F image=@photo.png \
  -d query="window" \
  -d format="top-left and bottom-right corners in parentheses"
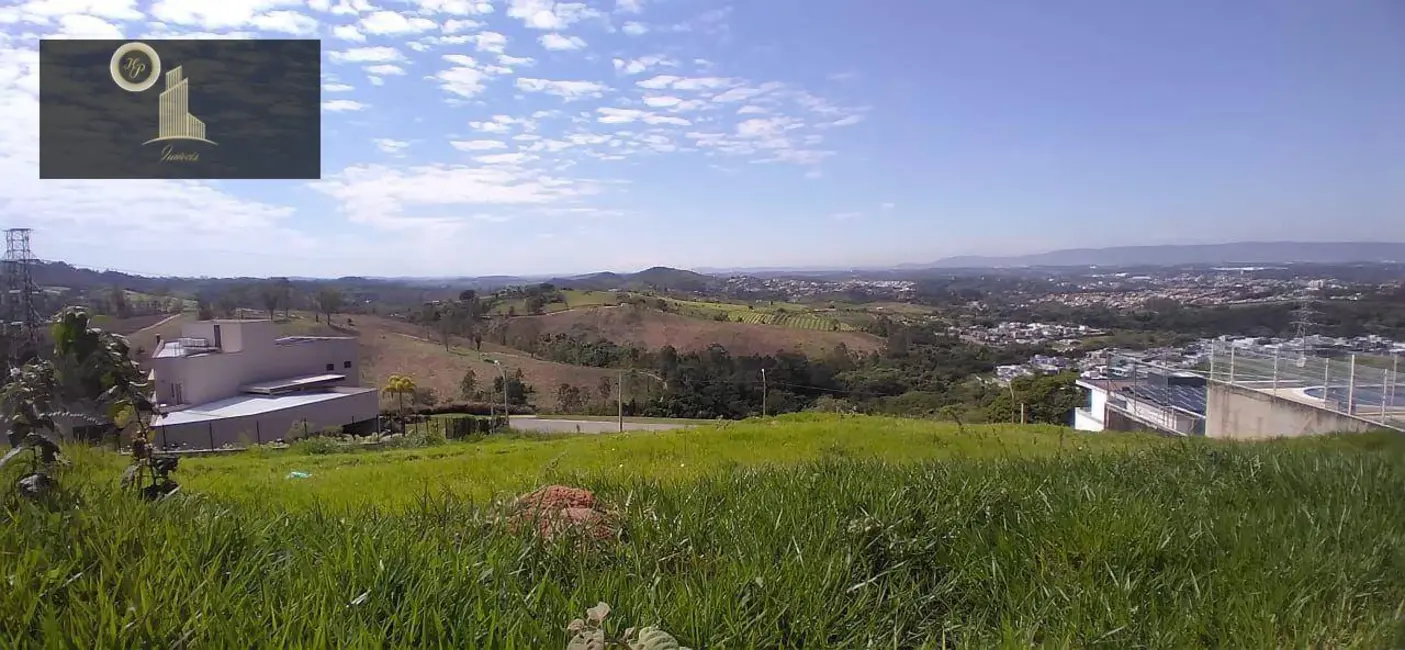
top-left (344, 361), bottom-right (352, 369)
top-left (325, 363), bottom-right (334, 372)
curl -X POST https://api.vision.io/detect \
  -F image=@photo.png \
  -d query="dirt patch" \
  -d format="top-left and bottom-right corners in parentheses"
top-left (509, 485), bottom-right (619, 541)
top-left (504, 304), bottom-right (883, 357)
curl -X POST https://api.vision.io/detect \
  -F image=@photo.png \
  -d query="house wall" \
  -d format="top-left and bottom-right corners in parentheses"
top-left (153, 389), bottom-right (380, 449)
top-left (151, 320), bottom-right (359, 406)
top-left (1205, 380), bottom-right (1382, 439)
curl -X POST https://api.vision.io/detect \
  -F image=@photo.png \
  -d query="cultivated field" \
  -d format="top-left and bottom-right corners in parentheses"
top-left (489, 289), bottom-right (624, 316)
top-left (504, 304), bottom-right (882, 357)
top-left (3, 415), bottom-right (1403, 647)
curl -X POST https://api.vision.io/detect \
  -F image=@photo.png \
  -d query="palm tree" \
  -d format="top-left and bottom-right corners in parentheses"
top-left (381, 374), bottom-right (417, 434)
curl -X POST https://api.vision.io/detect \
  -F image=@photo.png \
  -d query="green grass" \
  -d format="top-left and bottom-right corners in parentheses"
top-left (3, 416), bottom-right (1405, 647)
top-left (526, 414), bottom-right (722, 425)
top-left (142, 415), bottom-right (1147, 511)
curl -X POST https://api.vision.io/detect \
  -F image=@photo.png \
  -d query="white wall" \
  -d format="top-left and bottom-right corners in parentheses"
top-left (153, 389), bottom-right (380, 449)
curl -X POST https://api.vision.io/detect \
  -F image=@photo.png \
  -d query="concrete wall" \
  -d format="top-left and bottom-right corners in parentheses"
top-left (1205, 381), bottom-right (1382, 440)
top-left (153, 389), bottom-right (380, 449)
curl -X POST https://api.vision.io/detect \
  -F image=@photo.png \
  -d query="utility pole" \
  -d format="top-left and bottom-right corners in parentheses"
top-left (761, 368), bottom-right (767, 417)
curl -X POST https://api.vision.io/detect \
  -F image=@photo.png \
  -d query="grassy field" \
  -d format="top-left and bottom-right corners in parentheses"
top-left (489, 290), bottom-right (625, 316)
top-left (3, 415), bottom-right (1403, 647)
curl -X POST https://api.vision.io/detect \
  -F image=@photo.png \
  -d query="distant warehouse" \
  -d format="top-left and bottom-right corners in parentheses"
top-left (148, 319), bottom-right (378, 449)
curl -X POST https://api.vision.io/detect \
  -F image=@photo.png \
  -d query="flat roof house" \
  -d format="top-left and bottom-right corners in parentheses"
top-left (148, 319), bottom-right (378, 449)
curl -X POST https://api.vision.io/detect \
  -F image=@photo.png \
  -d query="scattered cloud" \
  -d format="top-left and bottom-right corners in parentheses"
top-left (516, 77), bottom-right (609, 100)
top-left (374, 138), bottom-right (411, 154)
top-left (540, 33), bottom-right (586, 50)
top-left (452, 140), bottom-right (511, 151)
top-left (621, 21), bottom-right (648, 36)
top-left (615, 0), bottom-right (644, 13)
top-left (505, 0), bottom-right (600, 30)
top-left (613, 55), bottom-right (675, 76)
top-left (365, 64), bottom-right (406, 76)
top-left (323, 82), bottom-right (355, 92)
top-left (329, 47), bottom-right (406, 64)
top-left (331, 24), bottom-right (366, 41)
top-left (881, 202), bottom-right (895, 210)
top-left (359, 10), bottom-right (437, 35)
top-left (323, 99), bottom-right (368, 112)
top-left (832, 211), bottom-right (862, 221)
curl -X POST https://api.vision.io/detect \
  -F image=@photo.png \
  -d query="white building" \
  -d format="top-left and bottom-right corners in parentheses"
top-left (148, 319), bottom-right (379, 449)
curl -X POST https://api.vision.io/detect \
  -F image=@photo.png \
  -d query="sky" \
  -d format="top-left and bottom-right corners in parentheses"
top-left (0, 0), bottom-right (1402, 278)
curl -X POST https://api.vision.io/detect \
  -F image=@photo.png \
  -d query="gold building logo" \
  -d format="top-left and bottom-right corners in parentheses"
top-left (109, 42), bottom-right (217, 148)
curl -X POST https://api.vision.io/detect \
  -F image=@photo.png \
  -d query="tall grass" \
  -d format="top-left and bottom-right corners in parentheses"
top-left (2, 421), bottom-right (1404, 647)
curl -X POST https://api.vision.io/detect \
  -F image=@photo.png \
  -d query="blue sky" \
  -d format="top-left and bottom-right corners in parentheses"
top-left (0, 0), bottom-right (1402, 278)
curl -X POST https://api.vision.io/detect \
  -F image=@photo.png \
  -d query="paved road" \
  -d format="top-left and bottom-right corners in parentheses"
top-left (509, 416), bottom-right (691, 434)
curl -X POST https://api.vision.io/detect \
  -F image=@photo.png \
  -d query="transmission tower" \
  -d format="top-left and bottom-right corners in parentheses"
top-left (2, 228), bottom-right (42, 369)
top-left (1289, 294), bottom-right (1318, 366)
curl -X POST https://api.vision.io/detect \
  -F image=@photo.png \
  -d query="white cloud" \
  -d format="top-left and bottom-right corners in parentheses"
top-left (540, 33), bottom-right (586, 51)
top-left (499, 54), bottom-right (535, 67)
top-left (672, 76), bottom-right (732, 91)
top-left (53, 15), bottom-right (123, 38)
top-left (829, 115), bottom-right (864, 127)
top-left (250, 10), bottom-right (319, 34)
top-left (612, 55), bottom-right (674, 76)
top-left (506, 0), bottom-right (599, 30)
top-left (597, 107), bottom-right (689, 126)
top-left (415, 0), bottom-right (495, 14)
top-left (470, 115), bottom-right (534, 133)
top-left (312, 163), bottom-right (599, 230)
top-left (615, 0), bottom-right (644, 13)
top-left (737, 105), bottom-right (768, 115)
top-left (516, 77), bottom-right (609, 100)
top-left (476, 152), bottom-right (536, 166)
top-left (470, 31), bottom-right (508, 53)
top-left (331, 24), bottom-right (366, 41)
top-left (374, 138), bottom-right (411, 154)
top-left (329, 46), bottom-right (406, 63)
top-left (636, 75), bottom-right (678, 90)
top-left (365, 64), bottom-right (406, 76)
top-left (831, 211), bottom-right (862, 221)
top-left (642, 95), bottom-right (680, 108)
top-left (621, 21), bottom-right (648, 36)
top-left (323, 82), bottom-right (355, 92)
top-left (360, 10), bottom-right (437, 34)
top-left (323, 99), bottom-right (368, 111)
top-left (880, 202), bottom-right (895, 210)
top-left (435, 55), bottom-right (490, 98)
top-left (442, 18), bottom-right (482, 32)
top-left (452, 140), bottom-right (510, 151)
top-left (147, 0), bottom-right (309, 30)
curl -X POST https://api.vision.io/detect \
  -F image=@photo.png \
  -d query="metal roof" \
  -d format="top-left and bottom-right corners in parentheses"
top-left (241, 373), bottom-right (346, 394)
top-left (152, 388), bottom-right (376, 427)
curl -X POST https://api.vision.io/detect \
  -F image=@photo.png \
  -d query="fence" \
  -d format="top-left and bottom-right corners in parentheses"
top-left (1206, 343), bottom-right (1405, 431)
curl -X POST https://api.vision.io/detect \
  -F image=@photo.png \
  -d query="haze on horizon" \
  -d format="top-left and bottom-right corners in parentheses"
top-left (2, 0), bottom-right (1401, 278)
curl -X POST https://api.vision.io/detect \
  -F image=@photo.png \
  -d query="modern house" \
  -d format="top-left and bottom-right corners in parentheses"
top-left (148, 319), bottom-right (378, 449)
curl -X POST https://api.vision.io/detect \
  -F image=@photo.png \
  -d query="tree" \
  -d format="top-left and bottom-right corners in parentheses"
top-left (1, 308), bottom-right (157, 498)
top-left (526, 294), bottom-right (547, 315)
top-left (316, 288), bottom-right (345, 324)
top-left (381, 374), bottom-right (416, 429)
top-left (260, 283), bottom-right (281, 320)
top-left (459, 368), bottom-right (477, 401)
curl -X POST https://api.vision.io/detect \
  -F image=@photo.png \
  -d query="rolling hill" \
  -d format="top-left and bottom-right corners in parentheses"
top-left (920, 241), bottom-right (1405, 268)
top-left (500, 303), bottom-right (883, 357)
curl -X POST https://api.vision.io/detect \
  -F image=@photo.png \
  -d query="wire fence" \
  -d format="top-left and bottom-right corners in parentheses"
top-left (1207, 343), bottom-right (1405, 431)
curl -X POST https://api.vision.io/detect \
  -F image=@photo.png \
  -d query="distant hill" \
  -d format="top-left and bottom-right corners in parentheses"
top-left (552, 266), bottom-right (717, 293)
top-left (919, 242), bottom-right (1405, 269)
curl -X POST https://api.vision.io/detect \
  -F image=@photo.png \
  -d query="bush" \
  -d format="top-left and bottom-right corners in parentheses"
top-left (381, 401), bottom-right (535, 417)
top-left (291, 436), bottom-right (346, 455)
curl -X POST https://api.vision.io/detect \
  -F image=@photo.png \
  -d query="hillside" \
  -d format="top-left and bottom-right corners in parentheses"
top-left (502, 303), bottom-right (883, 356)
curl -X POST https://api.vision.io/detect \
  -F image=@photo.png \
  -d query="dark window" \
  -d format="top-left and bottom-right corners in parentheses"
top-left (325, 363), bottom-right (334, 372)
top-left (344, 361), bottom-right (352, 369)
